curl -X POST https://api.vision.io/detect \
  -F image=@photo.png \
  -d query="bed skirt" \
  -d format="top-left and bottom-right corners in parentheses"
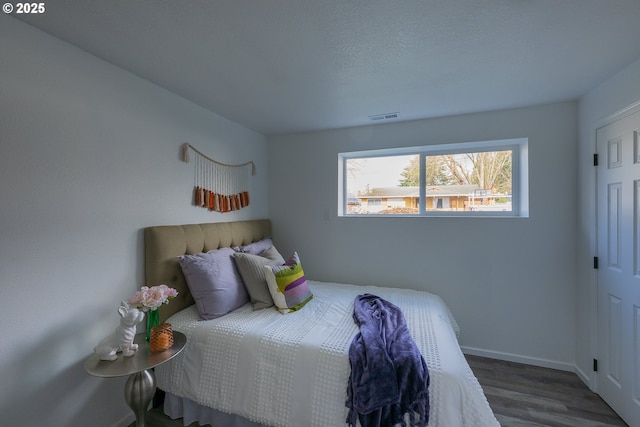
top-left (164, 393), bottom-right (268, 427)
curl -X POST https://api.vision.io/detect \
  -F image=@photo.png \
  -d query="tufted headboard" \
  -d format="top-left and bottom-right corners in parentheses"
top-left (144, 219), bottom-right (272, 322)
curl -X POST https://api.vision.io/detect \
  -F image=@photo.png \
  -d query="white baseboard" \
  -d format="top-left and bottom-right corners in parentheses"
top-left (575, 365), bottom-right (596, 392)
top-left (461, 346), bottom-right (575, 372)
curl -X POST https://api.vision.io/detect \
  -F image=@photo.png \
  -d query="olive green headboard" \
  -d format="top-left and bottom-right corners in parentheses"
top-left (144, 219), bottom-right (272, 322)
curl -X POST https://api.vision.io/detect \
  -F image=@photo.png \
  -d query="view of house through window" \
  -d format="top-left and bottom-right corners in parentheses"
top-left (346, 155), bottom-right (418, 214)
top-left (423, 151), bottom-right (512, 212)
top-left (341, 140), bottom-right (526, 217)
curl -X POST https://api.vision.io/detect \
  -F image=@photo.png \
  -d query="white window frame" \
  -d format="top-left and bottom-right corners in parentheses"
top-left (338, 138), bottom-right (529, 218)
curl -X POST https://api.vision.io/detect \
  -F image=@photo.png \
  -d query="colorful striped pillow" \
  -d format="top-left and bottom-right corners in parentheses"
top-left (264, 252), bottom-right (313, 314)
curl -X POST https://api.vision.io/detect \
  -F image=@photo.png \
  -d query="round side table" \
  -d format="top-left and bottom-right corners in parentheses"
top-left (84, 331), bottom-right (186, 427)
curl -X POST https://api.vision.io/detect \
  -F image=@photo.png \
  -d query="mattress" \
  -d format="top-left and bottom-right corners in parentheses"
top-left (155, 281), bottom-right (499, 427)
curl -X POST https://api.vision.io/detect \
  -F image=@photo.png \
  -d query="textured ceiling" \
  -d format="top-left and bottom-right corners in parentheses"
top-left (15, 0), bottom-right (640, 136)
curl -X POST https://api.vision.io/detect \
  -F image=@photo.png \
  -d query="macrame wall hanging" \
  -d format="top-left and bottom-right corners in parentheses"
top-left (182, 143), bottom-right (255, 213)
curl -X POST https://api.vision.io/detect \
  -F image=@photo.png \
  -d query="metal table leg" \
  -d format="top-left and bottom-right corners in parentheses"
top-left (124, 369), bottom-right (155, 427)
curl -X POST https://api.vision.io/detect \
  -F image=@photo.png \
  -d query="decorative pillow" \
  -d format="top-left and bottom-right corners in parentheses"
top-left (233, 246), bottom-right (285, 310)
top-left (264, 252), bottom-right (313, 314)
top-left (233, 237), bottom-right (274, 255)
top-left (178, 247), bottom-right (249, 320)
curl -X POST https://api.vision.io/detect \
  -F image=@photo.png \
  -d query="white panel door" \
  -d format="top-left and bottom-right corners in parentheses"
top-left (597, 109), bottom-right (640, 427)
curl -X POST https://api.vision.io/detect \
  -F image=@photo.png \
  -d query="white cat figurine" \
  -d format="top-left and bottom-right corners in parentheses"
top-left (94, 301), bottom-right (145, 361)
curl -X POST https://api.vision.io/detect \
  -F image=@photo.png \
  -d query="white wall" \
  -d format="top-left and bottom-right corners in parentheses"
top-left (576, 57), bottom-right (640, 387)
top-left (267, 102), bottom-right (578, 369)
top-left (0, 16), bottom-right (268, 427)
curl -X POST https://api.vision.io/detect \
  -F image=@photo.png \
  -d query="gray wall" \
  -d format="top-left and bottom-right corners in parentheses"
top-left (268, 102), bottom-right (578, 368)
top-left (0, 16), bottom-right (268, 427)
top-left (576, 57), bottom-right (640, 387)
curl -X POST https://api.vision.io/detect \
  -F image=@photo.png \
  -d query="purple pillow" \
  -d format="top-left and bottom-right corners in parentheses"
top-left (178, 247), bottom-right (249, 320)
top-left (233, 237), bottom-right (274, 255)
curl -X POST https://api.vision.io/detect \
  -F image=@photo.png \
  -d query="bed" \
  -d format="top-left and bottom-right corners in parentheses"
top-left (145, 219), bottom-right (499, 427)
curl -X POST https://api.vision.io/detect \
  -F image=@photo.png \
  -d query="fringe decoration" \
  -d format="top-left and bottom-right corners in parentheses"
top-left (183, 143), bottom-right (253, 213)
top-left (194, 186), bottom-right (202, 206)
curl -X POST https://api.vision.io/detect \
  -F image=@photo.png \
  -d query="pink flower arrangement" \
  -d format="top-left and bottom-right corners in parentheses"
top-left (128, 284), bottom-right (178, 312)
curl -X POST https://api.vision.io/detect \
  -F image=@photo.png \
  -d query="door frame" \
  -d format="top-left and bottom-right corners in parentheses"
top-left (589, 99), bottom-right (640, 394)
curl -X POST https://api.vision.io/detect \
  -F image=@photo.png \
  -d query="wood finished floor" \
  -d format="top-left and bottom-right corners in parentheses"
top-left (466, 355), bottom-right (627, 427)
top-left (141, 355), bottom-right (627, 427)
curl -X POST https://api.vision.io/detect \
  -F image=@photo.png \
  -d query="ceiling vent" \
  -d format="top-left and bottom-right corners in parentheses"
top-left (368, 112), bottom-right (399, 121)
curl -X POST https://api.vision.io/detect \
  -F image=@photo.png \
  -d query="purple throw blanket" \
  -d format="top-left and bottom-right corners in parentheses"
top-left (346, 294), bottom-right (429, 427)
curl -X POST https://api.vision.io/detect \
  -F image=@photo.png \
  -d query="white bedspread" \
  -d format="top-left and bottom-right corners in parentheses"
top-left (155, 281), bottom-right (499, 427)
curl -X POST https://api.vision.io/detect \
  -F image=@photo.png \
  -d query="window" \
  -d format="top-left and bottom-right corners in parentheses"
top-left (338, 138), bottom-right (528, 217)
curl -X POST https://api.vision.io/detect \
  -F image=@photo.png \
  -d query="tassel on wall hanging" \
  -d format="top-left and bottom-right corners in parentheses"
top-left (182, 143), bottom-right (255, 213)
